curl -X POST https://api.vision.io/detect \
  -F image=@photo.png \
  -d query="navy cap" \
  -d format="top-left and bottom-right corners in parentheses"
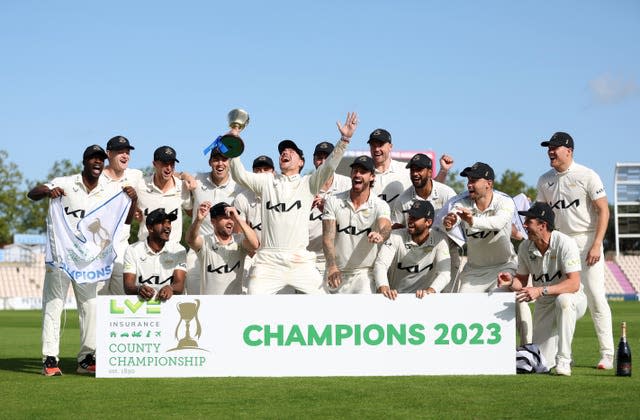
top-left (146, 208), bottom-right (178, 226)
top-left (350, 155), bottom-right (375, 173)
top-left (210, 202), bottom-right (233, 218)
top-left (407, 200), bottom-right (435, 220)
top-left (278, 140), bottom-right (304, 159)
top-left (367, 128), bottom-right (392, 144)
top-left (153, 146), bottom-right (180, 163)
top-left (460, 162), bottom-right (495, 181)
top-left (406, 153), bottom-right (432, 169)
top-left (541, 132), bottom-right (574, 149)
top-left (252, 155), bottom-right (274, 169)
top-left (83, 144), bottom-right (108, 161)
top-left (518, 202), bottom-right (555, 229)
top-left (106, 135), bottom-right (135, 151)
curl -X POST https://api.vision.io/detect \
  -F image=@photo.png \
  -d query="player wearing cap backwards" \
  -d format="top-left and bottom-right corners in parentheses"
top-left (28, 145), bottom-right (136, 376)
top-left (322, 155), bottom-right (392, 293)
top-left (187, 201), bottom-right (259, 294)
top-left (229, 112), bottom-right (358, 294)
top-left (98, 135), bottom-right (143, 295)
top-left (536, 132), bottom-right (614, 370)
top-left (367, 129), bottom-right (454, 206)
top-left (307, 141), bottom-right (352, 276)
top-left (374, 200), bottom-right (450, 299)
top-left (183, 147), bottom-right (244, 294)
top-left (440, 162), bottom-right (532, 343)
top-left (498, 202), bottom-right (587, 376)
top-left (123, 208), bottom-right (186, 301)
top-left (134, 146), bottom-right (191, 244)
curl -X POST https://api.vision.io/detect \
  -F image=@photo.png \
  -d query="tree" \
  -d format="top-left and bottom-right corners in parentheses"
top-left (493, 170), bottom-right (536, 198)
top-left (18, 159), bottom-right (83, 234)
top-left (0, 150), bottom-right (26, 245)
top-left (445, 171), bottom-right (465, 193)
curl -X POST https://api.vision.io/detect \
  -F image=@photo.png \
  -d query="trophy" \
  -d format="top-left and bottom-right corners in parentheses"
top-left (202, 108), bottom-right (249, 158)
top-left (172, 299), bottom-right (202, 350)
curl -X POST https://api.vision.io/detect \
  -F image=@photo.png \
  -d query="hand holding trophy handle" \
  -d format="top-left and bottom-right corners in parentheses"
top-left (202, 109), bottom-right (249, 158)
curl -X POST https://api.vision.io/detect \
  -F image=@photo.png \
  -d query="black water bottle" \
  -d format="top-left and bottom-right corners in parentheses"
top-left (616, 322), bottom-right (632, 377)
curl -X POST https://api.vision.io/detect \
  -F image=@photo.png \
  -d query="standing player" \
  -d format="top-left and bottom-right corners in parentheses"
top-left (99, 135), bottom-right (143, 295)
top-left (28, 145), bottom-right (119, 375)
top-left (123, 208), bottom-right (186, 301)
top-left (187, 202), bottom-right (259, 294)
top-left (375, 200), bottom-right (450, 299)
top-left (307, 141), bottom-right (351, 276)
top-left (135, 146), bottom-right (191, 243)
top-left (229, 112), bottom-right (358, 294)
top-left (368, 129), bottom-right (454, 206)
top-left (536, 132), bottom-right (614, 369)
top-left (322, 155), bottom-right (392, 293)
top-left (498, 202), bottom-right (587, 376)
top-left (184, 148), bottom-right (244, 294)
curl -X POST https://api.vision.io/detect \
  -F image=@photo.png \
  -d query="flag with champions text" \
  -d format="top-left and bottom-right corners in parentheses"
top-left (45, 190), bottom-right (131, 283)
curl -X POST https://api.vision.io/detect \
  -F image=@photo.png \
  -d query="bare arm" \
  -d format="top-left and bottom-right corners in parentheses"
top-left (229, 207), bottom-right (259, 254)
top-left (322, 218), bottom-right (342, 288)
top-left (27, 184), bottom-right (64, 201)
top-left (587, 196), bottom-right (609, 266)
top-left (157, 269), bottom-right (186, 301)
top-left (435, 154), bottom-right (454, 183)
top-left (368, 217), bottom-right (392, 244)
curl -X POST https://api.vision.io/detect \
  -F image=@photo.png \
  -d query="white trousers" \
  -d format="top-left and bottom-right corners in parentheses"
top-left (328, 268), bottom-right (375, 294)
top-left (571, 232), bottom-right (614, 357)
top-left (248, 249), bottom-right (327, 295)
top-left (458, 262), bottom-right (533, 345)
top-left (42, 266), bottom-right (97, 362)
top-left (533, 290), bottom-right (588, 366)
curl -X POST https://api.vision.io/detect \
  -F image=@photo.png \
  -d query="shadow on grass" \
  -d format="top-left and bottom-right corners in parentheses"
top-left (0, 357), bottom-right (87, 376)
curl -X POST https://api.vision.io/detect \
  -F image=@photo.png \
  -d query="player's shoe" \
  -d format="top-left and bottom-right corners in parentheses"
top-left (42, 356), bottom-right (62, 376)
top-left (596, 355), bottom-right (613, 370)
top-left (76, 354), bottom-right (96, 374)
top-left (555, 359), bottom-right (571, 376)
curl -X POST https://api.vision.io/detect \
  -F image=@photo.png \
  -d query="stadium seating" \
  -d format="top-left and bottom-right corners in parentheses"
top-left (615, 255), bottom-right (640, 293)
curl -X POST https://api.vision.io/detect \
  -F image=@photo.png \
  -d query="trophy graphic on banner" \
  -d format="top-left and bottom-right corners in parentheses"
top-left (202, 108), bottom-right (249, 158)
top-left (168, 299), bottom-right (204, 351)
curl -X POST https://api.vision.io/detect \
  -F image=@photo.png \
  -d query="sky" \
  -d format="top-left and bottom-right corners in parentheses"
top-left (1, 1), bottom-right (639, 198)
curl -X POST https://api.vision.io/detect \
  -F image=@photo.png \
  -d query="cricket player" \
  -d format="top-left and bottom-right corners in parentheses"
top-left (187, 201), bottom-right (259, 294)
top-left (536, 132), bottom-right (614, 369)
top-left (184, 148), bottom-right (244, 294)
top-left (375, 200), bottom-right (451, 299)
top-left (98, 135), bottom-right (143, 295)
top-left (498, 202), bottom-right (587, 376)
top-left (123, 208), bottom-right (186, 301)
top-left (440, 161), bottom-right (532, 343)
top-left (229, 112), bottom-right (359, 294)
top-left (307, 141), bottom-right (351, 275)
top-left (322, 155), bottom-right (392, 293)
top-left (28, 145), bottom-right (135, 376)
top-left (135, 146), bottom-right (191, 243)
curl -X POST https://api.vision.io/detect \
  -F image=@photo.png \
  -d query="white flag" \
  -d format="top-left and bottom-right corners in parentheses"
top-left (45, 190), bottom-right (132, 283)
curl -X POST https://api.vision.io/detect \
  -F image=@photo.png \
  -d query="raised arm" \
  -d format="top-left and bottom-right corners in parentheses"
top-left (186, 201), bottom-right (211, 252)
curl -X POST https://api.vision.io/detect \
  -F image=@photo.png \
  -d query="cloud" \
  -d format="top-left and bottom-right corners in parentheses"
top-left (588, 74), bottom-right (639, 104)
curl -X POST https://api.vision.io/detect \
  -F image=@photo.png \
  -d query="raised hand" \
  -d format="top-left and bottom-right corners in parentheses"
top-left (337, 112), bottom-right (359, 140)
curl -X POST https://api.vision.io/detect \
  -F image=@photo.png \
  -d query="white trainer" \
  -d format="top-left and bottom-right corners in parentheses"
top-left (555, 359), bottom-right (572, 376)
top-left (597, 355), bottom-right (614, 370)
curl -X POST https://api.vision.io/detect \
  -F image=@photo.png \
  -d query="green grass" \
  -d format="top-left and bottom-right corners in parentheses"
top-left (1, 302), bottom-right (639, 419)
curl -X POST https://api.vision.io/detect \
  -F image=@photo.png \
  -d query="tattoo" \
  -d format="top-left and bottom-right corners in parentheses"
top-left (378, 220), bottom-right (392, 241)
top-left (322, 220), bottom-right (337, 267)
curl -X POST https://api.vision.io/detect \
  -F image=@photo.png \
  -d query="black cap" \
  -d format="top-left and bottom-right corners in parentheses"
top-left (518, 202), bottom-right (555, 229)
top-left (106, 135), bottom-right (135, 151)
top-left (367, 128), bottom-right (392, 144)
top-left (460, 162), bottom-right (495, 180)
top-left (252, 155), bottom-right (274, 170)
top-left (349, 155), bottom-right (375, 173)
top-left (210, 202), bottom-right (232, 218)
top-left (153, 146), bottom-right (180, 163)
top-left (146, 208), bottom-right (178, 226)
top-left (278, 140), bottom-right (304, 159)
top-left (83, 144), bottom-right (108, 161)
top-left (313, 141), bottom-right (334, 156)
top-left (541, 132), bottom-right (574, 149)
top-left (406, 153), bottom-right (432, 169)
top-left (407, 200), bottom-right (435, 220)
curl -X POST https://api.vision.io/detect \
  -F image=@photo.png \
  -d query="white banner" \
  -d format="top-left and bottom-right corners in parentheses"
top-left (97, 294), bottom-right (516, 377)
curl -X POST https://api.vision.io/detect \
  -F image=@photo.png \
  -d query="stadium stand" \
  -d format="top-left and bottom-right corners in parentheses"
top-left (616, 255), bottom-right (640, 293)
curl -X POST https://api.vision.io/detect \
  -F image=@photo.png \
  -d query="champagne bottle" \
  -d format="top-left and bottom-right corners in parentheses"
top-left (616, 322), bottom-right (632, 377)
